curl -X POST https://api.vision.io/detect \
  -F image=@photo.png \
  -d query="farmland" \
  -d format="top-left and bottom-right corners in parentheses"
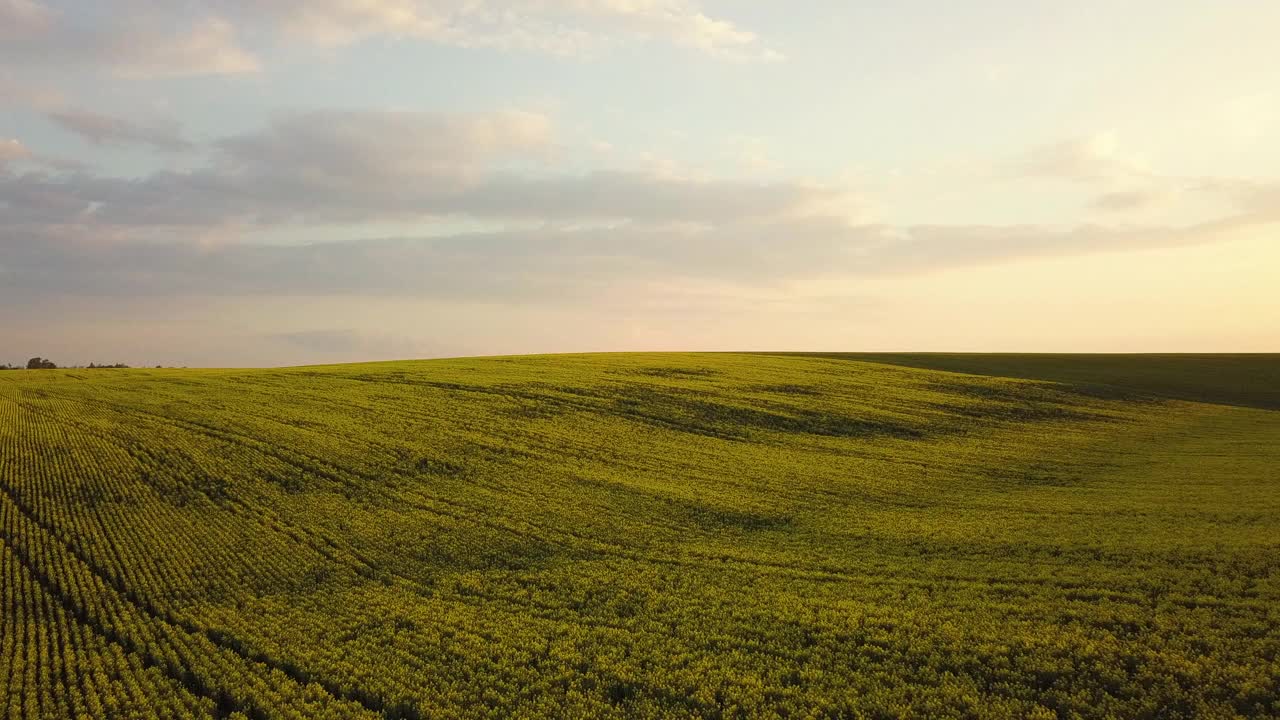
top-left (1, 353), bottom-right (1277, 718)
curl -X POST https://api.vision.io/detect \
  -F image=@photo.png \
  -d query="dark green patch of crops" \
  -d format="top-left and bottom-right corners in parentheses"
top-left (766, 352), bottom-right (1280, 409)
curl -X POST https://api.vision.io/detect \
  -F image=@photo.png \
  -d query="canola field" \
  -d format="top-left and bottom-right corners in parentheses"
top-left (0, 353), bottom-right (1277, 719)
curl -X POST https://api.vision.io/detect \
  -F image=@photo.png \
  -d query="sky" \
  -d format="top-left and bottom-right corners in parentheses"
top-left (1, 0), bottom-right (1277, 367)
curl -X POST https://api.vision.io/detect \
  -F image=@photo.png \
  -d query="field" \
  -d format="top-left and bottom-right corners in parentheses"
top-left (1, 353), bottom-right (1277, 719)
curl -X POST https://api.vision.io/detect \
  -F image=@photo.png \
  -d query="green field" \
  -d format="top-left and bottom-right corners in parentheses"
top-left (1, 353), bottom-right (1277, 719)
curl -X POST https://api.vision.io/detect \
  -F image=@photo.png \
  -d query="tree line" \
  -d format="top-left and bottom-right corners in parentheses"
top-left (2, 358), bottom-right (133, 370)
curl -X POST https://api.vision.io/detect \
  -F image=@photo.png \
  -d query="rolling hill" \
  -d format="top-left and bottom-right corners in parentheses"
top-left (1, 353), bottom-right (1277, 718)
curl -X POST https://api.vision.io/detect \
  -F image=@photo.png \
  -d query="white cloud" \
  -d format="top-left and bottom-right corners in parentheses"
top-left (226, 0), bottom-right (443, 47)
top-left (557, 0), bottom-right (776, 59)
top-left (213, 0), bottom-right (777, 59)
top-left (1006, 132), bottom-right (1263, 219)
top-left (1, 0), bottom-right (770, 84)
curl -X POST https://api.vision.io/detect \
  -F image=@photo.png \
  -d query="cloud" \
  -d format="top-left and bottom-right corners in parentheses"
top-left (217, 109), bottom-right (554, 183)
top-left (0, 139), bottom-right (33, 168)
top-left (1091, 189), bottom-right (1164, 213)
top-left (3, 0), bottom-right (770, 84)
top-left (0, 0), bottom-right (52, 34)
top-left (4, 112), bottom-right (1275, 313)
top-left (216, 0), bottom-right (447, 47)
top-left (851, 220), bottom-right (1238, 275)
top-left (558, 0), bottom-right (776, 60)
top-left (0, 136), bottom-right (83, 172)
top-left (0, 109), bottom-right (848, 227)
top-left (444, 172), bottom-right (845, 223)
top-left (0, 164), bottom-right (842, 230)
top-left (0, 3), bottom-right (257, 77)
top-left (0, 73), bottom-right (62, 109)
top-left (1, 76), bottom-right (193, 154)
top-left (213, 0), bottom-right (777, 59)
top-left (105, 17), bottom-right (259, 77)
top-left (5, 208), bottom-right (1274, 307)
top-left (1007, 131), bottom-right (1149, 183)
top-left (0, 109), bottom-right (547, 227)
top-left (1193, 177), bottom-right (1280, 215)
top-left (46, 109), bottom-right (193, 151)
top-left (1008, 132), bottom-right (1261, 218)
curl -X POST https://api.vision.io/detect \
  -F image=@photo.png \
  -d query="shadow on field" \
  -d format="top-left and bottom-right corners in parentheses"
top-left (567, 384), bottom-right (923, 441)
